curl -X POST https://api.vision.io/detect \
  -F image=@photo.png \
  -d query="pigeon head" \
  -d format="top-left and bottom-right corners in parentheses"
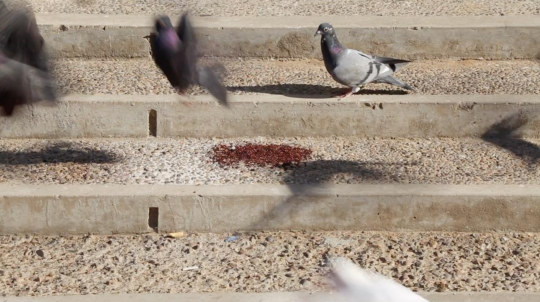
top-left (315, 23), bottom-right (335, 37)
top-left (315, 22), bottom-right (344, 57)
top-left (154, 15), bottom-right (174, 32)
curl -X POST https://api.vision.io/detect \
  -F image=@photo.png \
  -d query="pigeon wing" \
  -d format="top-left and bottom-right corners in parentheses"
top-left (176, 13), bottom-right (199, 91)
top-left (374, 56), bottom-right (411, 72)
top-left (1, 10), bottom-right (47, 72)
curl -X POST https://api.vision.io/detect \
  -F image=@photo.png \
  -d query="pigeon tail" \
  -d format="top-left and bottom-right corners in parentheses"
top-left (198, 67), bottom-right (229, 107)
top-left (376, 76), bottom-right (415, 91)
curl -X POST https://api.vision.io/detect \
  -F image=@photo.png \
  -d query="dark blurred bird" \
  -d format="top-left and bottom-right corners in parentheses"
top-left (0, 6), bottom-right (56, 116)
top-left (315, 23), bottom-right (414, 99)
top-left (150, 13), bottom-right (228, 106)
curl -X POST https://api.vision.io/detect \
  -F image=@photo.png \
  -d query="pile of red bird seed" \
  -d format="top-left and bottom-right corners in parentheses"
top-left (211, 143), bottom-right (312, 168)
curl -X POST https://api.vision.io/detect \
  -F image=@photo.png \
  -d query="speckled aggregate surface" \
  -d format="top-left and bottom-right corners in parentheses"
top-left (0, 137), bottom-right (539, 185)
top-left (2, 2), bottom-right (540, 298)
top-left (50, 58), bottom-right (540, 96)
top-left (1, 231), bottom-right (539, 296)
top-left (25, 0), bottom-right (540, 16)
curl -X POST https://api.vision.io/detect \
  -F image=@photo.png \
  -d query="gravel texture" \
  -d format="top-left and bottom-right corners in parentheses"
top-left (50, 58), bottom-right (540, 96)
top-left (0, 137), bottom-right (539, 185)
top-left (24, 0), bottom-right (540, 16)
top-left (1, 231), bottom-right (539, 296)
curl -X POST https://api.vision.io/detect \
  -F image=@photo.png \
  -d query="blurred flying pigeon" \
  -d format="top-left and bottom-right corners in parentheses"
top-left (328, 257), bottom-right (430, 302)
top-left (315, 23), bottom-right (414, 98)
top-left (150, 13), bottom-right (228, 106)
top-left (0, 6), bottom-right (57, 116)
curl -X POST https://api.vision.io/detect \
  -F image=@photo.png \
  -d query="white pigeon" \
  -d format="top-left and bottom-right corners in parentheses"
top-left (328, 257), bottom-right (430, 302)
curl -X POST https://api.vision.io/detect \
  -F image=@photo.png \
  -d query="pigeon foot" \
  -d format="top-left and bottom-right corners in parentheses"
top-left (334, 88), bottom-right (354, 99)
top-left (175, 89), bottom-right (193, 107)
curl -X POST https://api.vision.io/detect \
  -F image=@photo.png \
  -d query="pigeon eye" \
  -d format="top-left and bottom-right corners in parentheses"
top-left (324, 27), bottom-right (329, 32)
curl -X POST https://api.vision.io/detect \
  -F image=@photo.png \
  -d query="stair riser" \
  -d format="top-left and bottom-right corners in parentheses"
top-left (2, 95), bottom-right (540, 139)
top-left (37, 15), bottom-right (540, 59)
top-left (2, 184), bottom-right (540, 234)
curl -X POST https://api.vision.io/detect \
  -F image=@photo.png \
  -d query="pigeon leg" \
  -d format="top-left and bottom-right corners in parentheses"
top-left (1, 104), bottom-right (15, 116)
top-left (335, 88), bottom-right (354, 99)
top-left (335, 86), bottom-right (361, 99)
top-left (175, 88), bottom-right (193, 107)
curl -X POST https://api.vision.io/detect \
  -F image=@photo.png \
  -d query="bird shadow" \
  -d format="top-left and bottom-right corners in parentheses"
top-left (247, 160), bottom-right (412, 230)
top-left (481, 111), bottom-right (540, 166)
top-left (282, 159), bottom-right (404, 186)
top-left (0, 142), bottom-right (121, 165)
top-left (228, 84), bottom-right (409, 99)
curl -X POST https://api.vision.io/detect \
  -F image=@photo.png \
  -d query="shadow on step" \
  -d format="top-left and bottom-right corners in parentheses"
top-left (0, 142), bottom-right (121, 165)
top-left (481, 111), bottom-right (540, 166)
top-left (281, 160), bottom-right (406, 185)
top-left (249, 160), bottom-right (414, 230)
top-left (228, 84), bottom-right (408, 98)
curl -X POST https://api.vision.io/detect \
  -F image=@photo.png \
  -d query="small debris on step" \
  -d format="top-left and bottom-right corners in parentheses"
top-left (182, 266), bottom-right (199, 271)
top-left (168, 232), bottom-right (186, 239)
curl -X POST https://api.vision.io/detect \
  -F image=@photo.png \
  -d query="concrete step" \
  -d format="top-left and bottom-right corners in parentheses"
top-left (4, 57), bottom-right (538, 139)
top-left (3, 183), bottom-right (540, 234)
top-left (1, 136), bottom-right (540, 233)
top-left (35, 14), bottom-right (540, 59)
top-left (27, 0), bottom-right (540, 17)
top-left (1, 232), bottom-right (539, 294)
top-left (4, 293), bottom-right (540, 302)
top-left (0, 137), bottom-right (538, 186)
top-left (51, 58), bottom-right (540, 96)
top-left (1, 94), bottom-right (539, 139)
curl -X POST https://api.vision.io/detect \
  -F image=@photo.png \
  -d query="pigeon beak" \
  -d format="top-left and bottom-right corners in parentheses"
top-left (314, 30), bottom-right (322, 37)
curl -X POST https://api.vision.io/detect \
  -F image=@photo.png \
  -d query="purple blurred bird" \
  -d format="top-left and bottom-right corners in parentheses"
top-left (0, 6), bottom-right (56, 116)
top-left (150, 13), bottom-right (228, 106)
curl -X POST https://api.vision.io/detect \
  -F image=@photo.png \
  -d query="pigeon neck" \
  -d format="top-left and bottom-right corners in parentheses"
top-left (322, 34), bottom-right (345, 55)
top-left (160, 28), bottom-right (180, 52)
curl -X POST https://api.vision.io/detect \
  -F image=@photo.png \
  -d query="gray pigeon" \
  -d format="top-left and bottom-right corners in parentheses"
top-left (315, 23), bottom-right (414, 98)
top-left (0, 6), bottom-right (57, 116)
